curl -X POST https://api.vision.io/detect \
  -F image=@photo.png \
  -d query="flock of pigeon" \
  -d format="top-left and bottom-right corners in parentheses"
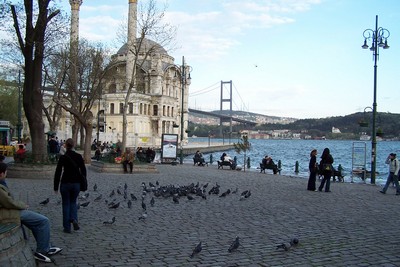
top-left (39, 180), bottom-right (298, 258)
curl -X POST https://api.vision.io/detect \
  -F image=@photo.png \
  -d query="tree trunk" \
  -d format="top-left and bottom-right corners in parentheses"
top-left (82, 125), bottom-right (92, 164)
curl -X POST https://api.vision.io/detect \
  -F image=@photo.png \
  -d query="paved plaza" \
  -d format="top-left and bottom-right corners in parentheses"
top-left (6, 163), bottom-right (400, 266)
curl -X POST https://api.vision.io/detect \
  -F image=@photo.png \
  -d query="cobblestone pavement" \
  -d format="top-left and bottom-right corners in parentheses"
top-left (7, 164), bottom-right (400, 267)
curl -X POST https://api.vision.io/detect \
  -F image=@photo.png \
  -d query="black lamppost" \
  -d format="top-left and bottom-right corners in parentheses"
top-left (362, 15), bottom-right (390, 184)
top-left (176, 56), bottom-right (192, 164)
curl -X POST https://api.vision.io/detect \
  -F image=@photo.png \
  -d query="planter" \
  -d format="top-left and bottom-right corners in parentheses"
top-left (6, 163), bottom-right (56, 179)
top-left (90, 161), bottom-right (158, 173)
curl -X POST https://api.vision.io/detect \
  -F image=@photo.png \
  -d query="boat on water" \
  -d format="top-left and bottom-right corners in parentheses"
top-left (360, 134), bottom-right (371, 141)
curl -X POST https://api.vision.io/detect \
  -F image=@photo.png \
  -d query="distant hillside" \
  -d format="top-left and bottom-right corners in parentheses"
top-left (189, 110), bottom-right (297, 125)
top-left (188, 110), bottom-right (400, 140)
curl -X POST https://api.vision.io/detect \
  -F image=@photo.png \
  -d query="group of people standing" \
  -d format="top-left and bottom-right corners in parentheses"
top-left (307, 148), bottom-right (334, 192)
top-left (307, 147), bottom-right (400, 195)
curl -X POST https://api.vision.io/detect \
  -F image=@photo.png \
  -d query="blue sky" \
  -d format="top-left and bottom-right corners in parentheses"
top-left (62, 0), bottom-right (400, 119)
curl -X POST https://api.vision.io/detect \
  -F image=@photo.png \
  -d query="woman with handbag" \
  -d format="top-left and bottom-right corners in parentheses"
top-left (307, 149), bottom-right (318, 191)
top-left (318, 148), bottom-right (334, 192)
top-left (54, 138), bottom-right (87, 233)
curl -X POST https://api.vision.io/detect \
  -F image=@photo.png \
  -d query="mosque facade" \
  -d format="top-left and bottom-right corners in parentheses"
top-left (44, 0), bottom-right (190, 148)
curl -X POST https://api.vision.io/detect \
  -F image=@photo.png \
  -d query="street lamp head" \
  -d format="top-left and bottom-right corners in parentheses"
top-left (362, 39), bottom-right (369, 49)
top-left (383, 39), bottom-right (390, 49)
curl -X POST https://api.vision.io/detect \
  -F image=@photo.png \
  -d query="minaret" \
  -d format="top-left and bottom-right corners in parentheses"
top-left (126, 0), bottom-right (138, 89)
top-left (69, 0), bottom-right (82, 47)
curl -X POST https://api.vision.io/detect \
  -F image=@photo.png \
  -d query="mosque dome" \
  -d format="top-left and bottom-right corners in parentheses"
top-left (116, 38), bottom-right (167, 56)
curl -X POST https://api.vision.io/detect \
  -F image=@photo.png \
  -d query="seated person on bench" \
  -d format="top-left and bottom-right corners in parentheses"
top-left (193, 150), bottom-right (206, 166)
top-left (261, 155), bottom-right (279, 174)
top-left (219, 153), bottom-right (237, 169)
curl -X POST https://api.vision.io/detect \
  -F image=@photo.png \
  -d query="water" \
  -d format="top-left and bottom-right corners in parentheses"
top-left (184, 138), bottom-right (400, 185)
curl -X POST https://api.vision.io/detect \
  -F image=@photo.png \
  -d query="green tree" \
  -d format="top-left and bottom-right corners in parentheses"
top-left (233, 134), bottom-right (251, 172)
top-left (0, 79), bottom-right (18, 125)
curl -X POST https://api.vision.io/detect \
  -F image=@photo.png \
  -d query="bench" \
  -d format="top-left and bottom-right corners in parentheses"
top-left (259, 162), bottom-right (281, 174)
top-left (193, 158), bottom-right (207, 166)
top-left (217, 160), bottom-right (236, 170)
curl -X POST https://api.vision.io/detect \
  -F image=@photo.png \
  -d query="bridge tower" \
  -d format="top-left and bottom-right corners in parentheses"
top-left (220, 81), bottom-right (233, 140)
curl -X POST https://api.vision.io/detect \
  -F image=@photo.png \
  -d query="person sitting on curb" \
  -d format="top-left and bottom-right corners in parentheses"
top-left (0, 162), bottom-right (62, 263)
top-left (121, 148), bottom-right (135, 173)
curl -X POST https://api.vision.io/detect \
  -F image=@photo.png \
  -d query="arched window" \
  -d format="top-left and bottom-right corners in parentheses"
top-left (153, 105), bottom-right (158, 116)
top-left (139, 103), bottom-right (143, 114)
top-left (110, 103), bottom-right (115, 114)
top-left (119, 103), bottom-right (124, 114)
top-left (129, 103), bottom-right (133, 114)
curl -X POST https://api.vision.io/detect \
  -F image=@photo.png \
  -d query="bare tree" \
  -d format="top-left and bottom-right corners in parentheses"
top-left (53, 39), bottom-right (112, 163)
top-left (0, 0), bottom-right (68, 161)
top-left (119, 0), bottom-right (177, 151)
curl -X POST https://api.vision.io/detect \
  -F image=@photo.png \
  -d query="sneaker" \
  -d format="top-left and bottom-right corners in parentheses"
top-left (379, 191), bottom-right (386, 194)
top-left (34, 252), bottom-right (52, 263)
top-left (72, 220), bottom-right (80, 230)
top-left (47, 247), bottom-right (63, 256)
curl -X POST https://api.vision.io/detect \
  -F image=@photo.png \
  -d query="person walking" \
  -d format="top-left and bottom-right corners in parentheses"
top-left (380, 153), bottom-right (400, 195)
top-left (307, 149), bottom-right (318, 191)
top-left (54, 138), bottom-right (87, 233)
top-left (318, 148), bottom-right (334, 192)
top-left (0, 162), bottom-right (62, 263)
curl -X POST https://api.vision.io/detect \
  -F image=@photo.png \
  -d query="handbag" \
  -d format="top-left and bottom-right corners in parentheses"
top-left (323, 164), bottom-right (332, 172)
top-left (64, 154), bottom-right (88, 192)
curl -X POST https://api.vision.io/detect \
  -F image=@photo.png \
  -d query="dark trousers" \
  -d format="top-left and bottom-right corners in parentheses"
top-left (318, 172), bottom-right (331, 192)
top-left (307, 171), bottom-right (317, 191)
top-left (60, 183), bottom-right (80, 231)
top-left (123, 160), bottom-right (133, 173)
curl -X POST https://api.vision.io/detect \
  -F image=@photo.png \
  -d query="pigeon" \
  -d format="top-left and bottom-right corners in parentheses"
top-left (290, 238), bottom-right (299, 246)
top-left (138, 212), bottom-right (147, 220)
top-left (187, 195), bottom-right (194, 201)
top-left (240, 190), bottom-right (251, 200)
top-left (142, 201), bottom-right (147, 211)
top-left (117, 188), bottom-right (122, 195)
top-left (103, 216), bottom-right (116, 225)
top-left (39, 198), bottom-right (49, 205)
top-left (109, 190), bottom-right (115, 198)
top-left (190, 242), bottom-right (202, 258)
top-left (123, 191), bottom-right (127, 200)
top-left (127, 200), bottom-right (132, 208)
top-left (93, 183), bottom-right (97, 191)
top-left (150, 197), bottom-right (155, 207)
top-left (124, 183), bottom-right (128, 190)
top-left (130, 193), bottom-right (137, 201)
top-left (173, 195), bottom-right (179, 204)
top-left (276, 243), bottom-right (290, 251)
top-left (232, 187), bottom-right (238, 194)
top-left (228, 236), bottom-right (240, 253)
top-left (80, 201), bottom-right (90, 207)
top-left (156, 180), bottom-right (159, 186)
top-left (109, 202), bottom-right (120, 209)
top-left (94, 194), bottom-right (102, 201)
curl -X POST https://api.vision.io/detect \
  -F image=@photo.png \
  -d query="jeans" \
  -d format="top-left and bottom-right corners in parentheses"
top-left (60, 183), bottom-right (80, 231)
top-left (318, 172), bottom-right (331, 192)
top-left (382, 172), bottom-right (400, 193)
top-left (20, 210), bottom-right (50, 253)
